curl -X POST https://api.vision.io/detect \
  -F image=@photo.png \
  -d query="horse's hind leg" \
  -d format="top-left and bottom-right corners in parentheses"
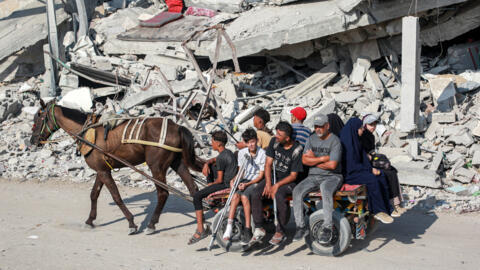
top-left (98, 171), bottom-right (138, 234)
top-left (145, 166), bottom-right (169, 235)
top-left (85, 176), bottom-right (104, 227)
top-left (171, 158), bottom-right (198, 196)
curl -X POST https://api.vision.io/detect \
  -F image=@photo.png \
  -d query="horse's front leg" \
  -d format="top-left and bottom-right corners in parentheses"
top-left (99, 171), bottom-right (138, 234)
top-left (85, 175), bottom-right (104, 227)
top-left (145, 169), bottom-right (169, 235)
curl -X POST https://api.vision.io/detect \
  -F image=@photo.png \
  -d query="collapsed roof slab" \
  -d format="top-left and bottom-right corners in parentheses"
top-left (194, 0), bottom-right (468, 62)
top-left (0, 0), bottom-right (69, 61)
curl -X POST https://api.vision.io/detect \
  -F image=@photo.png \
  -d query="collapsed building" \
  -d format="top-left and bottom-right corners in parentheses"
top-left (1, 0), bottom-right (480, 213)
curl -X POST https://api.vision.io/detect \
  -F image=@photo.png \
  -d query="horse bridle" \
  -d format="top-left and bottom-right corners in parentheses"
top-left (37, 103), bottom-right (60, 142)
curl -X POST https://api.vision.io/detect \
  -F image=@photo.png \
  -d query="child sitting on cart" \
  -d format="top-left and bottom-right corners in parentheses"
top-left (223, 128), bottom-right (266, 244)
top-left (188, 131), bottom-right (238, 245)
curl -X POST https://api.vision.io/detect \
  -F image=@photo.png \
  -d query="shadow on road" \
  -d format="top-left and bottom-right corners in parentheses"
top-left (101, 191), bottom-right (196, 232)
top-left (342, 201), bottom-right (439, 256)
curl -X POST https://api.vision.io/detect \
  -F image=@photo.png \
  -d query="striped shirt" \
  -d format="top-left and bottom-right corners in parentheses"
top-left (238, 147), bottom-right (266, 181)
top-left (292, 123), bottom-right (311, 147)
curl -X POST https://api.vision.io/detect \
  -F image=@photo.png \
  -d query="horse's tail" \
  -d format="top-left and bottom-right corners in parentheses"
top-left (178, 126), bottom-right (203, 172)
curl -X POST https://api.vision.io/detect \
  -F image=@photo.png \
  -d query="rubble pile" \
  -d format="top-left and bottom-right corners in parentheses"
top-left (1, 0), bottom-right (480, 214)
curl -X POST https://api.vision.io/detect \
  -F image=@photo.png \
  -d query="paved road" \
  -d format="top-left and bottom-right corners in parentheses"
top-left (1, 178), bottom-right (479, 270)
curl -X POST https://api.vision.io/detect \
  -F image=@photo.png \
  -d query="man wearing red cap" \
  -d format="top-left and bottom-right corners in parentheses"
top-left (290, 107), bottom-right (311, 147)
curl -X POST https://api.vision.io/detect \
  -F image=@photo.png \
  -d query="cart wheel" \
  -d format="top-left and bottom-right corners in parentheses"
top-left (305, 209), bottom-right (352, 256)
top-left (212, 206), bottom-right (255, 252)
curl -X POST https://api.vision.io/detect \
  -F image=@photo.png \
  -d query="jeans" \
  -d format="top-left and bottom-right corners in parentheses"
top-left (292, 174), bottom-right (342, 229)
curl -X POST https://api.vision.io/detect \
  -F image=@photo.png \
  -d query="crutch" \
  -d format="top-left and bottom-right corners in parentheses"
top-left (272, 161), bottom-right (278, 227)
top-left (207, 153), bottom-right (251, 251)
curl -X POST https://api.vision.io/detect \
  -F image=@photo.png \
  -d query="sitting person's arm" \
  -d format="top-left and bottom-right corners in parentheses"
top-left (209, 170), bottom-right (224, 186)
top-left (316, 137), bottom-right (342, 171)
top-left (202, 157), bottom-right (216, 177)
top-left (269, 147), bottom-right (303, 198)
top-left (302, 149), bottom-right (329, 166)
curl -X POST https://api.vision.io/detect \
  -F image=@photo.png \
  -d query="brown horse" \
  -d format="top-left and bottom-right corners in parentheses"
top-left (30, 99), bottom-right (203, 234)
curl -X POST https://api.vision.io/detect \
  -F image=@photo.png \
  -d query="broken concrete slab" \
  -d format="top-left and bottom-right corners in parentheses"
top-left (395, 165), bottom-right (441, 188)
top-left (348, 39), bottom-right (381, 62)
top-left (59, 73), bottom-right (79, 94)
top-left (421, 1), bottom-right (480, 47)
top-left (430, 151), bottom-right (444, 171)
top-left (431, 112), bottom-right (456, 123)
top-left (472, 151), bottom-right (480, 166)
top-left (195, 0), bottom-right (469, 62)
top-left (448, 131), bottom-right (474, 147)
top-left (349, 58), bottom-right (371, 85)
top-left (285, 62), bottom-right (337, 99)
top-left (334, 91), bottom-right (362, 103)
top-left (366, 69), bottom-right (384, 93)
top-left (425, 121), bottom-right (440, 141)
top-left (454, 167), bottom-right (476, 183)
top-left (214, 78), bottom-right (239, 103)
top-left (184, 0), bottom-right (244, 13)
top-left (429, 77), bottom-right (456, 112)
top-left (446, 150), bottom-right (464, 164)
top-left (0, 0), bottom-right (69, 61)
top-left (304, 99), bottom-right (336, 129)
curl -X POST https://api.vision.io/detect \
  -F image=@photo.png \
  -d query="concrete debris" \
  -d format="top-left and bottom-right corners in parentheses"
top-left (1, 0), bottom-right (480, 214)
top-left (285, 62), bottom-right (337, 99)
top-left (349, 58), bottom-right (371, 85)
top-left (431, 112), bottom-right (456, 123)
top-left (429, 77), bottom-right (457, 112)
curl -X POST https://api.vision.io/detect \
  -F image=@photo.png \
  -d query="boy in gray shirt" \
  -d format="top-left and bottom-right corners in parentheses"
top-left (292, 114), bottom-right (343, 244)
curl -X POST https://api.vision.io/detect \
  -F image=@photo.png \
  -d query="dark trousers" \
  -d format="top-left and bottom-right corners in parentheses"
top-left (251, 179), bottom-right (296, 234)
top-left (383, 167), bottom-right (401, 199)
top-left (193, 183), bottom-right (228, 211)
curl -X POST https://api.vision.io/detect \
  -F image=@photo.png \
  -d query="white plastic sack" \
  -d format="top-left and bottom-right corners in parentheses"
top-left (58, 87), bottom-right (93, 113)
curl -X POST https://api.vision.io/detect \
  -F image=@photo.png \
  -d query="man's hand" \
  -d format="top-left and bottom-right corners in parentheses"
top-left (202, 163), bottom-right (210, 177)
top-left (229, 180), bottom-right (235, 188)
top-left (236, 141), bottom-right (246, 149)
top-left (238, 183), bottom-right (246, 191)
top-left (262, 184), bottom-right (271, 197)
top-left (269, 184), bottom-right (279, 199)
top-left (372, 168), bottom-right (381, 176)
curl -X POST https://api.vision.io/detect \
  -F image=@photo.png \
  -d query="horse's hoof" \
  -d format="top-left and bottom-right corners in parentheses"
top-left (145, 227), bottom-right (155, 235)
top-left (128, 227), bottom-right (138, 235)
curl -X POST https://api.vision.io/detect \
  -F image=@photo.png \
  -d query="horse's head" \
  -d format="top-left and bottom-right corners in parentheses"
top-left (30, 99), bottom-right (60, 146)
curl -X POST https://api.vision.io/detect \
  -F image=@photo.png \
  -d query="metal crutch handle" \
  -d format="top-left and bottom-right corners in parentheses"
top-left (207, 153), bottom-right (251, 251)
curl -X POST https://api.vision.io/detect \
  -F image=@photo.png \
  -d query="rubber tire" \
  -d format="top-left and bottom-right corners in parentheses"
top-left (305, 209), bottom-right (352, 256)
top-left (212, 206), bottom-right (255, 252)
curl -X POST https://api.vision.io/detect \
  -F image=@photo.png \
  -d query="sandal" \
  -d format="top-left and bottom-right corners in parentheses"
top-left (269, 233), bottom-right (286, 246)
top-left (187, 226), bottom-right (211, 245)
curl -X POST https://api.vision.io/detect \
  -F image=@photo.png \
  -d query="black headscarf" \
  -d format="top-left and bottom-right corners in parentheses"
top-left (339, 118), bottom-right (372, 176)
top-left (327, 113), bottom-right (344, 137)
top-left (360, 129), bottom-right (375, 154)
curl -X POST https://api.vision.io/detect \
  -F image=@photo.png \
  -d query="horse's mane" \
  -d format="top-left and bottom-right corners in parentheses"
top-left (58, 106), bottom-right (89, 124)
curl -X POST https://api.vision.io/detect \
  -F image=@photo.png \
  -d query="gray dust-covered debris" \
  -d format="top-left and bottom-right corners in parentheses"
top-left (1, 0), bottom-right (480, 213)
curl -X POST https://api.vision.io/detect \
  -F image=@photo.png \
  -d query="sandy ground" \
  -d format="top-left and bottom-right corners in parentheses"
top-left (1, 178), bottom-right (479, 270)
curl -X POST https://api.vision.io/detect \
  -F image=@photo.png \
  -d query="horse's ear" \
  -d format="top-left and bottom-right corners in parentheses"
top-left (40, 99), bottom-right (46, 108)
